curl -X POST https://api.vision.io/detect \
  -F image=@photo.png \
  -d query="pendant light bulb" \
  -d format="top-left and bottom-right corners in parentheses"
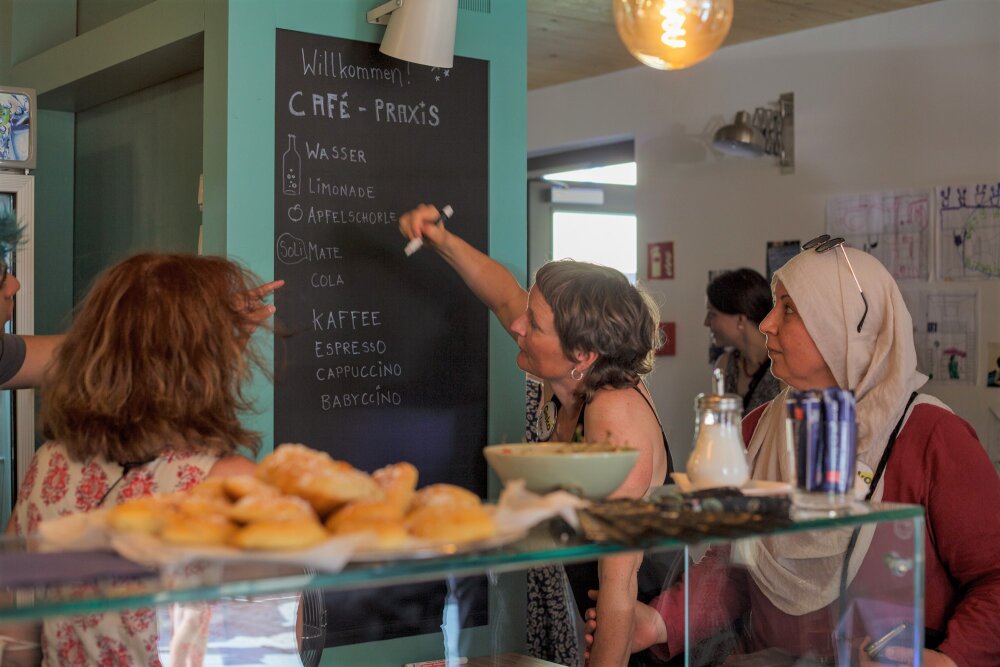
top-left (614, 0), bottom-right (734, 71)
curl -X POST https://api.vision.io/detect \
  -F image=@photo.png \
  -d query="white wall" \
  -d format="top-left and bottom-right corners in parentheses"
top-left (528, 0), bottom-right (1000, 468)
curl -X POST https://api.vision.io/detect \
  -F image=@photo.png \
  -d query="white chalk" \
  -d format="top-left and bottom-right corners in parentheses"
top-left (404, 204), bottom-right (453, 256)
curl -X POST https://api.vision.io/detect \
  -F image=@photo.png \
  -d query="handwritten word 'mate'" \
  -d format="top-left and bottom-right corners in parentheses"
top-left (374, 98), bottom-right (439, 126)
top-left (312, 309), bottom-right (381, 331)
top-left (300, 48), bottom-right (404, 89)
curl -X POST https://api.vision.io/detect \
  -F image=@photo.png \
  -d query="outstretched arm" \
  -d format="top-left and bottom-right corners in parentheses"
top-left (1, 335), bottom-right (63, 390)
top-left (400, 204), bottom-right (527, 335)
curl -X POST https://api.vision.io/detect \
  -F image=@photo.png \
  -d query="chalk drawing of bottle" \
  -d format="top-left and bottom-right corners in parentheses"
top-left (282, 134), bottom-right (301, 195)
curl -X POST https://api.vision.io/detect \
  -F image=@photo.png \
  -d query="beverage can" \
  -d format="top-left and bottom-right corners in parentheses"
top-left (786, 388), bottom-right (857, 512)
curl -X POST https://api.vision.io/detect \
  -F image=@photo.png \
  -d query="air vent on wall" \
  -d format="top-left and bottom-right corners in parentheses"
top-left (459, 0), bottom-right (490, 13)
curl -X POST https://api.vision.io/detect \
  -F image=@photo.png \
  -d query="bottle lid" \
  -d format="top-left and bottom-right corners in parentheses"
top-left (695, 393), bottom-right (742, 412)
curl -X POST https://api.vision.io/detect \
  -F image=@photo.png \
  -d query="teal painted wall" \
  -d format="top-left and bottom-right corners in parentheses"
top-left (222, 1), bottom-right (528, 663)
top-left (34, 110), bottom-right (74, 335)
top-left (73, 70), bottom-right (204, 302)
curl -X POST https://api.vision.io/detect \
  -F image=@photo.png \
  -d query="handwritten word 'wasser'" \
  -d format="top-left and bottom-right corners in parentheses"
top-left (312, 309), bottom-right (382, 331)
top-left (300, 48), bottom-right (405, 89)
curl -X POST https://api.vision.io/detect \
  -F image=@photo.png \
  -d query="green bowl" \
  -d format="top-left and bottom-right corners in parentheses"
top-left (484, 443), bottom-right (640, 499)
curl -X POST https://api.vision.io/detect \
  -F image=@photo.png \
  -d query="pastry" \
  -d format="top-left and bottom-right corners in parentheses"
top-left (160, 514), bottom-right (236, 546)
top-left (372, 462), bottom-right (418, 513)
top-left (406, 504), bottom-right (495, 543)
top-left (230, 518), bottom-right (329, 551)
top-left (106, 496), bottom-right (174, 534)
top-left (410, 483), bottom-right (481, 511)
top-left (227, 494), bottom-right (317, 524)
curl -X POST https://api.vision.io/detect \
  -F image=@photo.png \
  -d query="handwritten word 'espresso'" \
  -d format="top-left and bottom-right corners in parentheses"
top-left (300, 48), bottom-right (404, 89)
top-left (312, 309), bottom-right (381, 331)
top-left (321, 387), bottom-right (402, 410)
top-left (314, 340), bottom-right (388, 357)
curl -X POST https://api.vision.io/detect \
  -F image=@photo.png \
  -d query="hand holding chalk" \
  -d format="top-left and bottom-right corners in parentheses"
top-left (404, 205), bottom-right (453, 256)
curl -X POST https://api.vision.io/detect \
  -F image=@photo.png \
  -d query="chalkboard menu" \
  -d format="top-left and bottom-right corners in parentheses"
top-left (273, 29), bottom-right (490, 644)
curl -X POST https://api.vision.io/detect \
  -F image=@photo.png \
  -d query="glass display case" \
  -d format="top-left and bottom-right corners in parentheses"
top-left (0, 502), bottom-right (923, 666)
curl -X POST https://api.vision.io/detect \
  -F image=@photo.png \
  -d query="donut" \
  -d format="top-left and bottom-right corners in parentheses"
top-left (222, 475), bottom-right (280, 501)
top-left (372, 462), bottom-right (418, 512)
top-left (410, 483), bottom-right (481, 511)
top-left (227, 494), bottom-right (317, 524)
top-left (160, 514), bottom-right (236, 546)
top-left (175, 495), bottom-right (232, 518)
top-left (406, 504), bottom-right (495, 543)
top-left (230, 519), bottom-right (329, 551)
top-left (107, 496), bottom-right (174, 534)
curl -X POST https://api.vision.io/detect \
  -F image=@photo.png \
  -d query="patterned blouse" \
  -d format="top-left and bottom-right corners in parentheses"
top-left (11, 442), bottom-right (221, 667)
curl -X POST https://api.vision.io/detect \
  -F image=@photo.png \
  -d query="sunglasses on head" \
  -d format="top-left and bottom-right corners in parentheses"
top-left (801, 235), bottom-right (869, 333)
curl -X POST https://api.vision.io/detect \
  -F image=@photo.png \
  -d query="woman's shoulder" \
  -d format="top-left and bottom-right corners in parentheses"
top-left (902, 401), bottom-right (979, 446)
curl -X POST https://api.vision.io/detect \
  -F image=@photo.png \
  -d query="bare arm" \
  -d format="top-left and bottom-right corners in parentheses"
top-left (0, 335), bottom-right (63, 390)
top-left (399, 204), bottom-right (527, 335)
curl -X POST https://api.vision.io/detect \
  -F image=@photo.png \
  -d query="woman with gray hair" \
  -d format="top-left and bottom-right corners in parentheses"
top-left (401, 204), bottom-right (674, 665)
top-left (588, 237), bottom-right (1000, 666)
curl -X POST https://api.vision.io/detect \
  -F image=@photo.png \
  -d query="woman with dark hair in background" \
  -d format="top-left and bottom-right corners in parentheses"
top-left (705, 268), bottom-right (782, 413)
top-left (401, 203), bottom-right (674, 665)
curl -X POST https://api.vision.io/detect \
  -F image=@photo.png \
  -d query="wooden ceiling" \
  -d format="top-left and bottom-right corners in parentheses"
top-left (528, 0), bottom-right (938, 89)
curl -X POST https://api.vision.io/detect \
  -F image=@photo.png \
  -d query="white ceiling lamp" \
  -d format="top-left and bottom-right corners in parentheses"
top-left (613, 0), bottom-right (734, 71)
top-left (367, 0), bottom-right (459, 68)
top-left (712, 93), bottom-right (795, 173)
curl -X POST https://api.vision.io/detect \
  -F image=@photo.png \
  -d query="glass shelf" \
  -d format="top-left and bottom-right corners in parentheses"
top-left (0, 502), bottom-right (922, 622)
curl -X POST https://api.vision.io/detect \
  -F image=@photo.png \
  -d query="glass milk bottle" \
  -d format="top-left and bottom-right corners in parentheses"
top-left (686, 393), bottom-right (750, 489)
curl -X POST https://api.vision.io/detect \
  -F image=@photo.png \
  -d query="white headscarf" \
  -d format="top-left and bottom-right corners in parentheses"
top-left (736, 244), bottom-right (928, 615)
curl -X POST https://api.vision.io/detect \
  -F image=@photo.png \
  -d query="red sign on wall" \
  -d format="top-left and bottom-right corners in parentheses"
top-left (655, 322), bottom-right (676, 357)
top-left (647, 241), bottom-right (675, 280)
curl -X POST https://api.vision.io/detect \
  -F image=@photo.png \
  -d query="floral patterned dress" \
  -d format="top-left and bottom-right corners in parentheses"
top-left (11, 442), bottom-right (220, 667)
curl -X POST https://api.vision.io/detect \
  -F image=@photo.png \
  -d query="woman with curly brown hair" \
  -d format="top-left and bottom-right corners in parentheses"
top-left (401, 204), bottom-right (674, 666)
top-left (4, 252), bottom-right (279, 666)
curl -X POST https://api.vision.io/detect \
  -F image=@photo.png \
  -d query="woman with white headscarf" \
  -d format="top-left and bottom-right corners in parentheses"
top-left (587, 240), bottom-right (1000, 666)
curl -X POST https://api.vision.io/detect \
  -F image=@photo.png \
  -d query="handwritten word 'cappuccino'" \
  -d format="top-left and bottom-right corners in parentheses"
top-left (315, 362), bottom-right (402, 381)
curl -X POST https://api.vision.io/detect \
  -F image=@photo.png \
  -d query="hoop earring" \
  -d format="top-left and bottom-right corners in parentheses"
top-left (570, 367), bottom-right (585, 381)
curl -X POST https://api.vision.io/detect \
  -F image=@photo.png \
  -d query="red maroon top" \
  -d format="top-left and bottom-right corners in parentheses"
top-left (649, 402), bottom-right (1000, 667)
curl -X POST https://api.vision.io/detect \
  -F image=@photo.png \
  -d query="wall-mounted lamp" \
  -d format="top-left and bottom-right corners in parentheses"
top-left (613, 0), bottom-right (734, 71)
top-left (712, 92), bottom-right (794, 173)
top-left (367, 0), bottom-right (458, 68)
